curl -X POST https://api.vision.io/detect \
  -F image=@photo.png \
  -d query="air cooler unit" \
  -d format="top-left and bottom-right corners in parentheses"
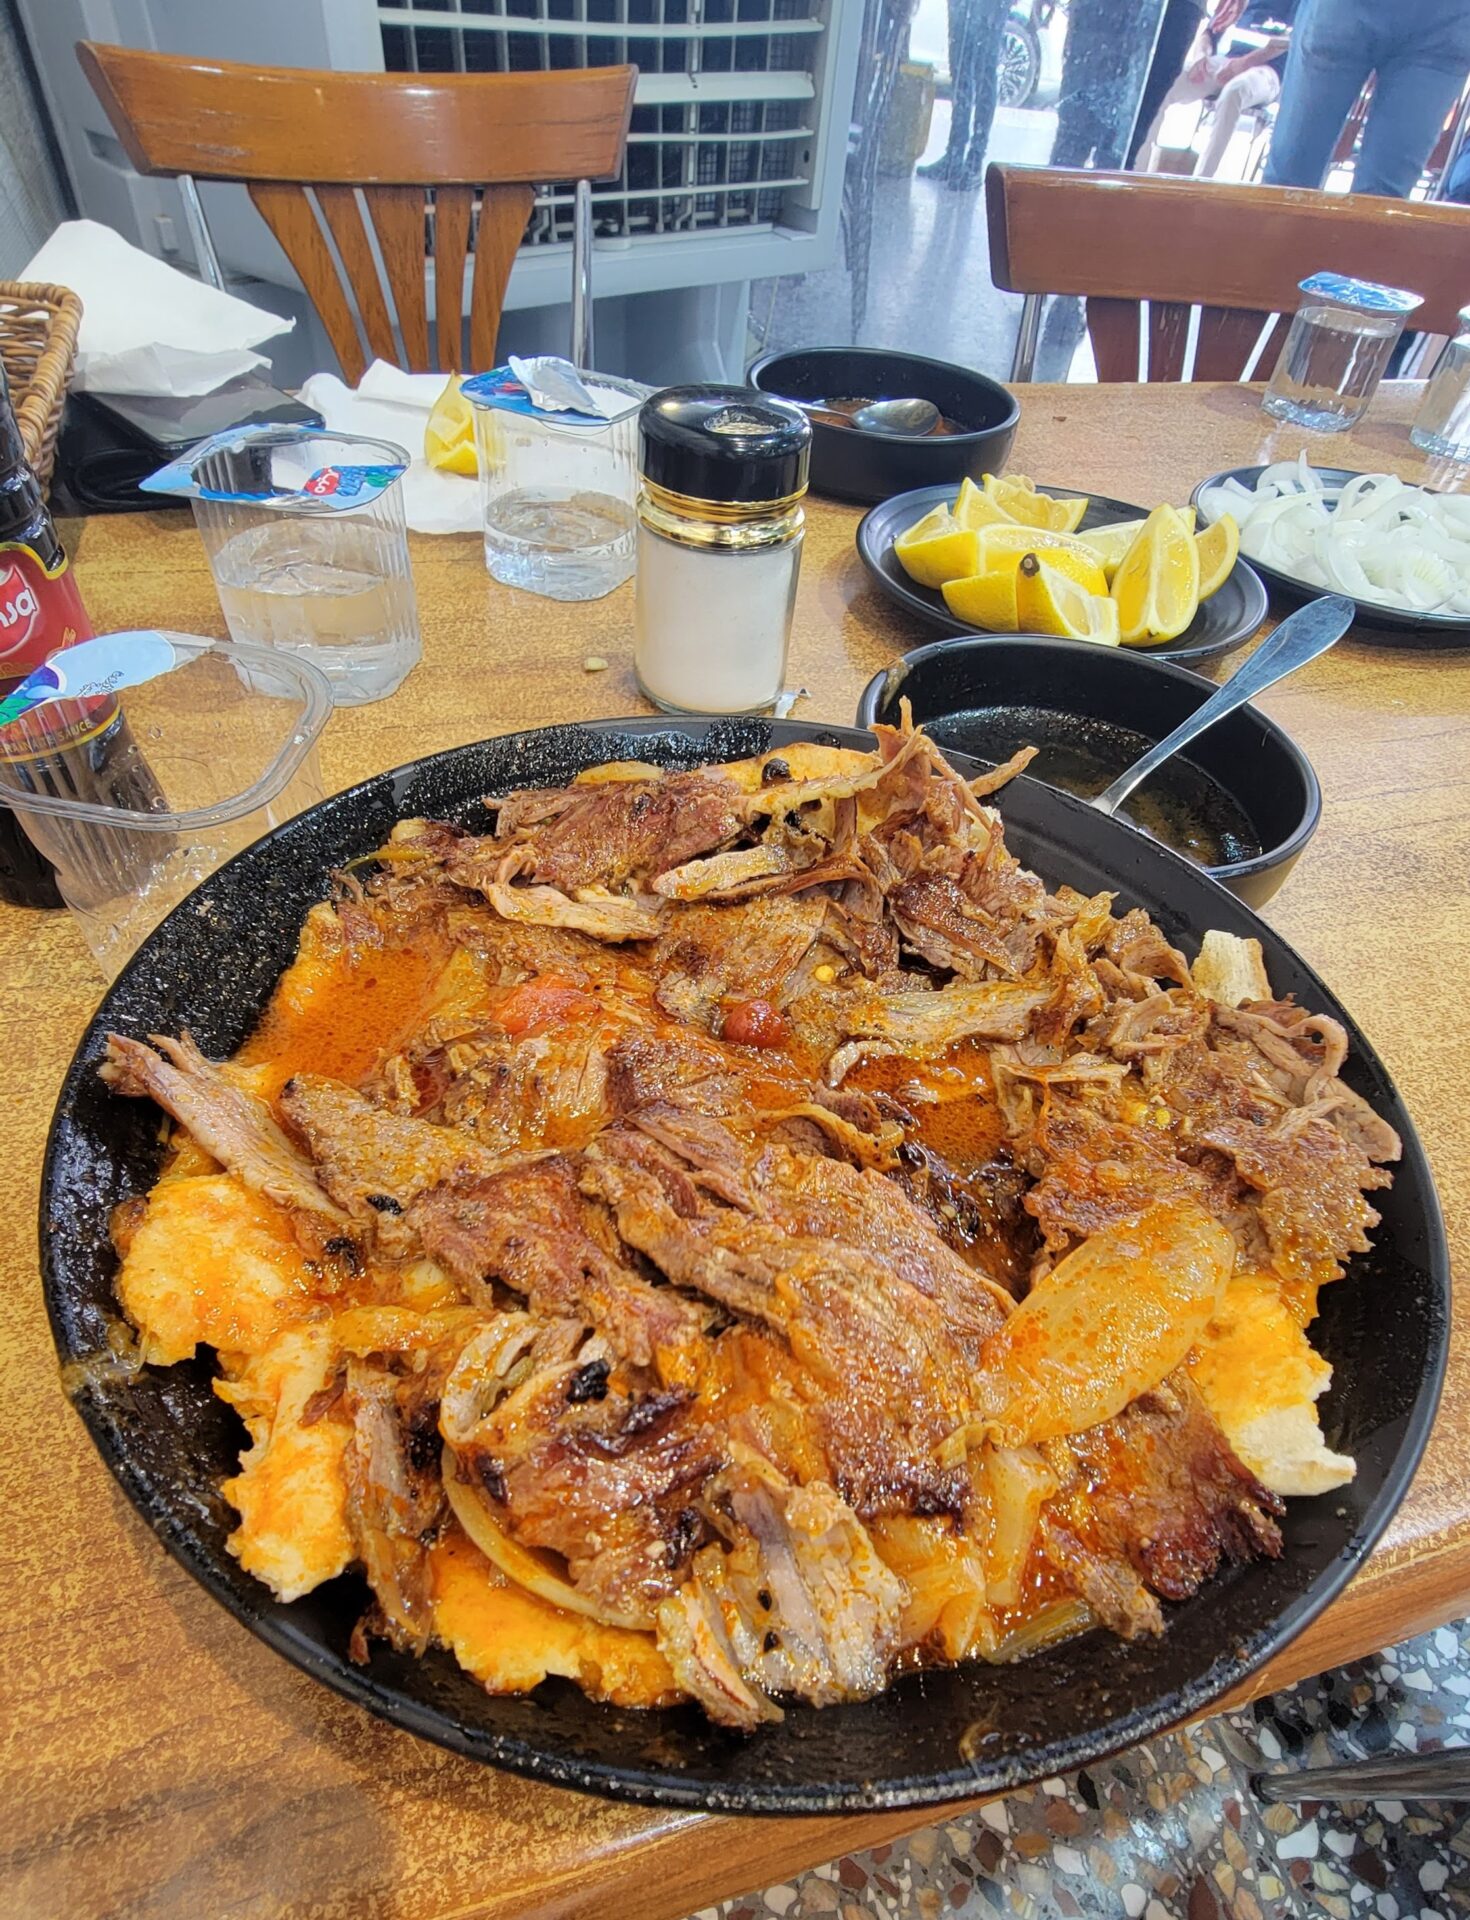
top-left (17, 0), bottom-right (865, 383)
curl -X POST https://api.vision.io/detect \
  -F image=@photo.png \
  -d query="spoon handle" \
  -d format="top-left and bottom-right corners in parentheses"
top-left (1090, 594), bottom-right (1355, 818)
top-left (1254, 1747), bottom-right (1470, 1804)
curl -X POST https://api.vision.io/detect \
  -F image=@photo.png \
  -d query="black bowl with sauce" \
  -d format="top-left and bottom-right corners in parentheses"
top-left (857, 636), bottom-right (1321, 906)
top-left (747, 347), bottom-right (1020, 505)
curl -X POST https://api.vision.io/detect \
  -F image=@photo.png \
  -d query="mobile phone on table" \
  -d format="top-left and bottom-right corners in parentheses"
top-left (79, 379), bottom-right (324, 458)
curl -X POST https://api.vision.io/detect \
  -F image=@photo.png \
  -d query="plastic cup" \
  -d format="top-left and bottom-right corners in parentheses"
top-left (144, 426), bottom-right (422, 705)
top-left (469, 373), bottom-right (645, 600)
top-left (1263, 273), bottom-right (1423, 432)
top-left (0, 630), bottom-right (330, 978)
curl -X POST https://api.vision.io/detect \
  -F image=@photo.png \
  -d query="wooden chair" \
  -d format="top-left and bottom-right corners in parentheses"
top-left (985, 165), bottom-right (1470, 382)
top-left (77, 44), bottom-right (637, 383)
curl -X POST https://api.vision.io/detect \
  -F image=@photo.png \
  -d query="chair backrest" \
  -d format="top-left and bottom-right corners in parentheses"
top-left (77, 43), bottom-right (637, 382)
top-left (986, 164), bottom-right (1470, 382)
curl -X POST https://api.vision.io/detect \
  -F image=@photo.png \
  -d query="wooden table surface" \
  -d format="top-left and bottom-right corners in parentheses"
top-left (3, 383), bottom-right (1466, 1920)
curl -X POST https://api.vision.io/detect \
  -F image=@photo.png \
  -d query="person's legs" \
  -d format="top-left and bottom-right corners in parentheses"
top-left (1050, 0), bottom-right (1118, 167)
top-left (1196, 65), bottom-right (1279, 176)
top-left (1262, 0), bottom-right (1373, 188)
top-left (920, 0), bottom-right (977, 176)
top-left (953, 0), bottom-right (1013, 183)
top-left (1125, 0), bottom-right (1207, 166)
top-left (1132, 68), bottom-right (1210, 170)
top-left (1353, 0), bottom-right (1470, 199)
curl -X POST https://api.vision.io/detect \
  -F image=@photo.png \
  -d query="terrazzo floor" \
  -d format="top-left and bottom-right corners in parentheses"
top-left (693, 1618), bottom-right (1470, 1920)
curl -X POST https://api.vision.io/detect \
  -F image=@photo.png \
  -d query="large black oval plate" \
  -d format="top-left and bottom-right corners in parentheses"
top-left (1192, 466), bottom-right (1470, 644)
top-left (42, 718), bottom-right (1447, 1815)
top-left (858, 483), bottom-right (1270, 668)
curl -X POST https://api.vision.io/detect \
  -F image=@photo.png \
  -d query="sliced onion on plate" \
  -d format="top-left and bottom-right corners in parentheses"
top-left (1197, 458), bottom-right (1470, 616)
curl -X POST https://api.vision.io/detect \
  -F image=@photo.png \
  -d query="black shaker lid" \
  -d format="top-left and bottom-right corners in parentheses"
top-left (638, 386), bottom-right (810, 505)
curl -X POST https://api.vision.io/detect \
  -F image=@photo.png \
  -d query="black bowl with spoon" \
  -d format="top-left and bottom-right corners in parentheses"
top-left (748, 347), bottom-right (1020, 505)
top-left (856, 603), bottom-right (1349, 906)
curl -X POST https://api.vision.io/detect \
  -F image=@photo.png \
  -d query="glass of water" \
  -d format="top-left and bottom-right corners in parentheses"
top-left (469, 372), bottom-right (645, 600)
top-left (1410, 305), bottom-right (1470, 463)
top-left (144, 426), bottom-right (421, 706)
top-left (1263, 273), bottom-right (1423, 432)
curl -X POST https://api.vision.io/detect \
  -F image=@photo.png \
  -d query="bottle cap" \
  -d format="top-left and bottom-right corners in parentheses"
top-left (638, 386), bottom-right (810, 508)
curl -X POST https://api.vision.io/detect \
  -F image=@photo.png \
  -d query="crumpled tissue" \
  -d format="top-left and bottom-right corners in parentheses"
top-left (22, 219), bottom-right (293, 397)
top-left (299, 360), bottom-right (480, 536)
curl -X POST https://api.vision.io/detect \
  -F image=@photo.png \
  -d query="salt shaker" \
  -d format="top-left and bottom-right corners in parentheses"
top-left (634, 387), bottom-right (810, 715)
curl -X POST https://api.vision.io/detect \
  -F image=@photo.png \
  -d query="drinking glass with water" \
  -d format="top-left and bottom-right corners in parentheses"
top-left (1263, 273), bottom-right (1423, 432)
top-left (142, 427), bottom-right (422, 705)
top-left (466, 368), bottom-right (646, 601)
top-left (1410, 305), bottom-right (1470, 463)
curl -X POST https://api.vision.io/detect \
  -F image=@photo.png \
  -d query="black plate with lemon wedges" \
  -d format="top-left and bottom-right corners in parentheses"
top-left (858, 476), bottom-right (1269, 668)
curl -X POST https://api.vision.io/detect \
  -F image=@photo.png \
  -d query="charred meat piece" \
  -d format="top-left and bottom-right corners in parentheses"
top-left (1039, 1373), bottom-right (1283, 1638)
top-left (343, 1354), bottom-right (449, 1655)
top-left (656, 1466), bottom-right (904, 1728)
top-left (584, 1127), bottom-right (986, 1518)
top-left (103, 1034), bottom-right (351, 1229)
top-left (413, 1155), bottom-right (711, 1375)
top-left (461, 1373), bottom-right (724, 1624)
top-left (491, 768), bottom-right (746, 893)
top-left (653, 894), bottom-right (828, 1028)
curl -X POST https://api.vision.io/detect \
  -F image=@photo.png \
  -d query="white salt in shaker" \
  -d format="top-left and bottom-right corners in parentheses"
top-left (633, 387), bottom-right (810, 714)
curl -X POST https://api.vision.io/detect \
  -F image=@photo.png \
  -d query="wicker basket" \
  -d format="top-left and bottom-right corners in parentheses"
top-left (0, 279), bottom-right (83, 492)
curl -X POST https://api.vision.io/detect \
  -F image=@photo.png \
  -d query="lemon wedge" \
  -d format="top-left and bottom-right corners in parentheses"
top-left (425, 375), bottom-right (478, 475)
top-left (953, 476), bottom-right (1016, 531)
top-left (973, 523), bottom-right (1098, 570)
top-left (1075, 520), bottom-right (1145, 578)
top-left (1195, 512), bottom-right (1239, 599)
top-left (895, 506), bottom-right (982, 588)
top-left (1110, 504), bottom-right (1201, 645)
top-left (1016, 555), bottom-right (1120, 644)
top-left (984, 474), bottom-right (1089, 534)
top-left (943, 568), bottom-right (1020, 629)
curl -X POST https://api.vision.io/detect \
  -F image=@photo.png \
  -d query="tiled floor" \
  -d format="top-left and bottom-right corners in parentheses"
top-left (692, 1618), bottom-right (1470, 1920)
top-left (747, 103), bottom-right (1087, 385)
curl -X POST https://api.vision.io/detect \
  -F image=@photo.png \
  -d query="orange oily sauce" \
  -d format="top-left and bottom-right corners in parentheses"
top-left (238, 908), bottom-right (457, 1096)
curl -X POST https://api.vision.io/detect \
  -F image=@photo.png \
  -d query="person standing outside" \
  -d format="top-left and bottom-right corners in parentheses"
top-left (1263, 0), bottom-right (1470, 197)
top-left (919, 0), bottom-right (1013, 187)
top-left (1133, 0), bottom-right (1296, 176)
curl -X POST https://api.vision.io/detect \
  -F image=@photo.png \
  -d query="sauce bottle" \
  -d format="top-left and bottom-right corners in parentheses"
top-left (0, 365), bottom-right (163, 908)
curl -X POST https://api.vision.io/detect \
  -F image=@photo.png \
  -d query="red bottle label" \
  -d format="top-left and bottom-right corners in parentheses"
top-left (0, 539), bottom-right (109, 758)
top-left (0, 541), bottom-right (94, 687)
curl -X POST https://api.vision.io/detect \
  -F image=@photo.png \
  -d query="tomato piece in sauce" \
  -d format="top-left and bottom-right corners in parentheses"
top-left (490, 979), bottom-right (598, 1037)
top-left (721, 998), bottom-right (790, 1049)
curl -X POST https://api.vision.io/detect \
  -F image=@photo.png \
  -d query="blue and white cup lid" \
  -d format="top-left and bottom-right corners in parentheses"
top-left (1298, 271), bottom-right (1424, 315)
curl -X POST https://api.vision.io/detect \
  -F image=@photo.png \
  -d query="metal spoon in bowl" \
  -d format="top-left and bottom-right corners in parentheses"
top-left (788, 396), bottom-right (942, 437)
top-left (851, 397), bottom-right (942, 436)
top-left (1089, 594), bottom-right (1355, 819)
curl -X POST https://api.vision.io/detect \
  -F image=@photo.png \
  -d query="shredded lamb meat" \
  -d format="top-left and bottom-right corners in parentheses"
top-left (102, 717), bottom-right (1398, 1729)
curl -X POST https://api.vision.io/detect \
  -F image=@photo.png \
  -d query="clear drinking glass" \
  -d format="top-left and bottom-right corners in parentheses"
top-left (1410, 306), bottom-right (1470, 462)
top-left (144, 426), bottom-right (422, 705)
top-left (1263, 273), bottom-right (1424, 431)
top-left (470, 373), bottom-right (645, 600)
top-left (0, 631), bottom-right (330, 978)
